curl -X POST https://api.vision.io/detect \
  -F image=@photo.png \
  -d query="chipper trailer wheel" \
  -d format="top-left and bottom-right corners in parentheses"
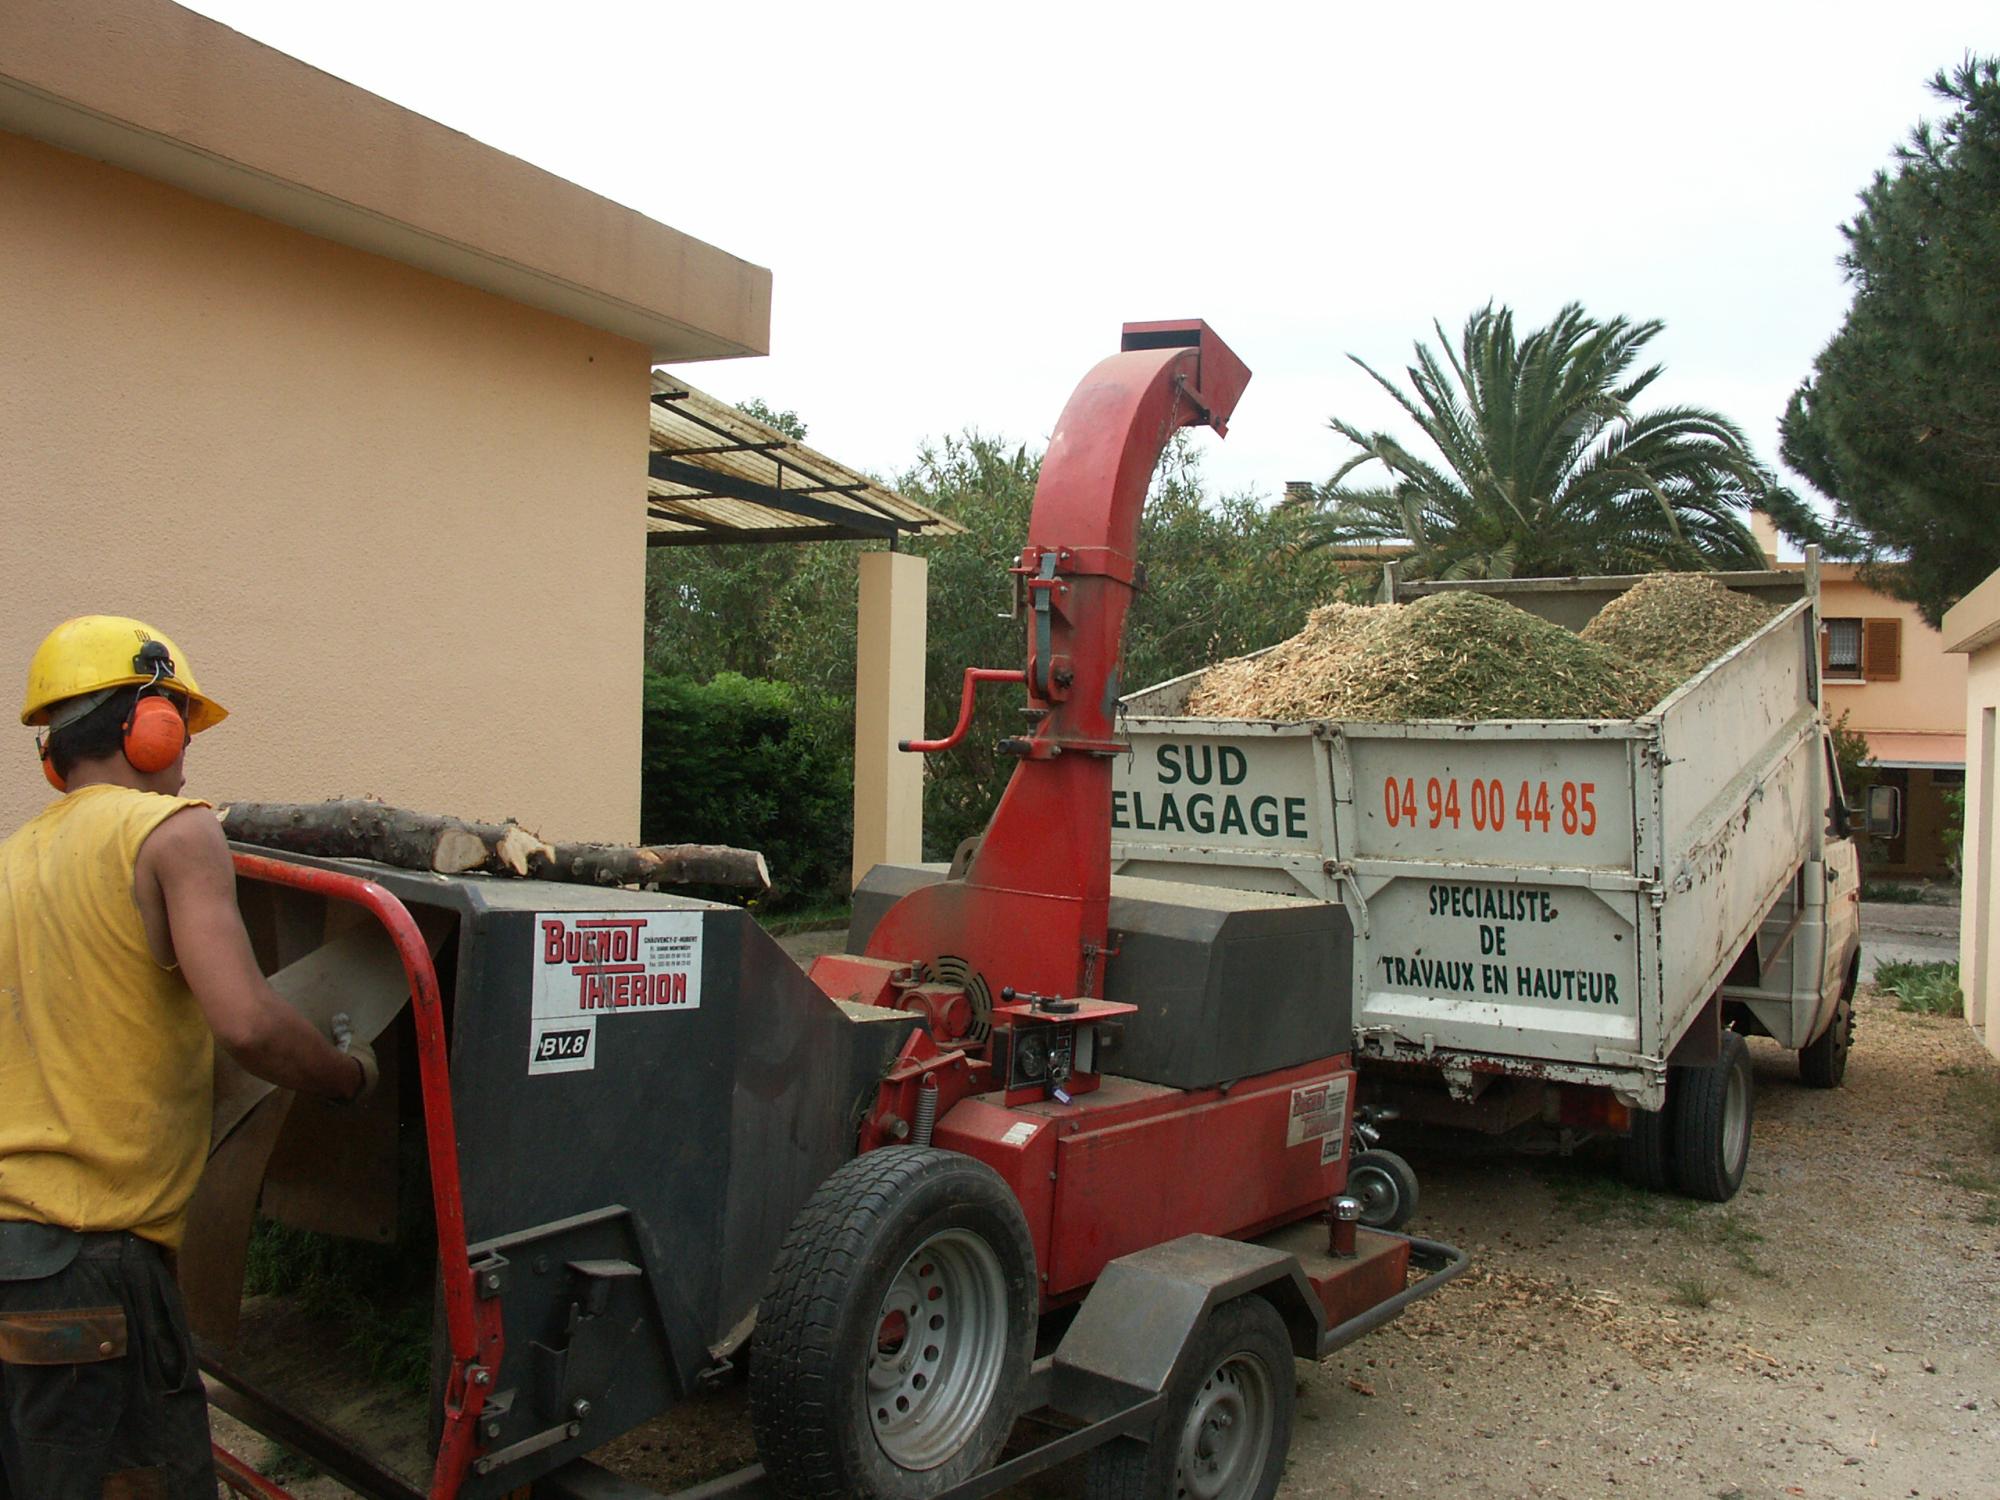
top-left (748, 1146), bottom-right (1035, 1500)
top-left (1347, 1148), bottom-right (1419, 1232)
top-left (1672, 1031), bottom-right (1755, 1202)
top-left (1084, 1293), bottom-right (1295, 1500)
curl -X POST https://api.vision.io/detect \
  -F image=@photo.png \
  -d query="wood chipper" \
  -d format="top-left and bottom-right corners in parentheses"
top-left (199, 321), bottom-right (1465, 1500)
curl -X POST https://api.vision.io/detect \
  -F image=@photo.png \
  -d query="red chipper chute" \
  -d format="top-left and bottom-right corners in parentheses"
top-left (868, 320), bottom-right (1251, 1002)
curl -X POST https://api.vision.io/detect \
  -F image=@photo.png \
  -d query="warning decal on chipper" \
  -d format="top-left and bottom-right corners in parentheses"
top-left (1286, 1076), bottom-right (1350, 1164)
top-left (528, 912), bottom-right (704, 1075)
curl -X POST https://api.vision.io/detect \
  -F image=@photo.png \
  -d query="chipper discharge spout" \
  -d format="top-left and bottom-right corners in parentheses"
top-left (868, 320), bottom-right (1251, 1007)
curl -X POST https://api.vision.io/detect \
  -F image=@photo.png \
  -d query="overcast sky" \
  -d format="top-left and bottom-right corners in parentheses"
top-left (185, 2), bottom-right (1992, 505)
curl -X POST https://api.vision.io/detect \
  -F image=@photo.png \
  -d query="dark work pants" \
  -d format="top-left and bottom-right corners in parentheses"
top-left (0, 1231), bottom-right (214, 1500)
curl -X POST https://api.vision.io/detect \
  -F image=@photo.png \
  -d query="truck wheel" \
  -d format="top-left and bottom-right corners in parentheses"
top-left (1619, 1102), bottom-right (1674, 1193)
top-left (1797, 992), bottom-right (1854, 1089)
top-left (1671, 1032), bottom-right (1754, 1202)
top-left (1348, 1149), bottom-right (1419, 1231)
top-left (1085, 1294), bottom-right (1294, 1500)
top-left (749, 1147), bottom-right (1035, 1500)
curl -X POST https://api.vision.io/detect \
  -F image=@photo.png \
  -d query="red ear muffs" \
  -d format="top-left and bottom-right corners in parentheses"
top-left (39, 742), bottom-right (65, 792)
top-left (124, 694), bottom-right (188, 774)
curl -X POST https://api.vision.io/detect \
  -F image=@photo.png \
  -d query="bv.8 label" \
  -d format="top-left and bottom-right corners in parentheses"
top-left (1383, 776), bottom-right (1599, 837)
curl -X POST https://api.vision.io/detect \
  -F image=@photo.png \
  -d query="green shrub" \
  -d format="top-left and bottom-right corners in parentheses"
top-left (1863, 881), bottom-right (1932, 903)
top-left (1877, 959), bottom-right (1964, 1016)
top-left (640, 672), bottom-right (850, 909)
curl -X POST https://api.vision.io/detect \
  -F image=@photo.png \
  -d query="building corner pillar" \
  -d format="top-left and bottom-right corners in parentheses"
top-left (853, 550), bottom-right (927, 891)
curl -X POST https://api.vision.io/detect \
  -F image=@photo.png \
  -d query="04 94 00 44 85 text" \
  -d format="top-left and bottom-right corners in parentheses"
top-left (1381, 775), bottom-right (1598, 837)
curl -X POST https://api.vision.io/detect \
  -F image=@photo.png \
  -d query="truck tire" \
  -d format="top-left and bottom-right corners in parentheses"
top-left (1799, 957), bottom-right (1859, 1089)
top-left (1671, 1032), bottom-right (1754, 1202)
top-left (748, 1147), bottom-right (1035, 1500)
top-left (1797, 992), bottom-right (1855, 1089)
top-left (1085, 1293), bottom-right (1295, 1500)
top-left (1619, 1102), bottom-right (1674, 1193)
top-left (1348, 1149), bottom-right (1419, 1231)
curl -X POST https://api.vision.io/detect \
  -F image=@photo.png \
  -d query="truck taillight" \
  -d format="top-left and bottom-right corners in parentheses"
top-left (1555, 1087), bottom-right (1630, 1133)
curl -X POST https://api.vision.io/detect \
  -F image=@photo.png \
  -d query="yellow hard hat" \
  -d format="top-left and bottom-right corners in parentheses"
top-left (21, 616), bottom-right (227, 734)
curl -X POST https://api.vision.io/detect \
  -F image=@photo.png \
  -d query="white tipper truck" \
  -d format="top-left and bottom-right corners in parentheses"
top-left (1110, 563), bottom-right (1863, 1207)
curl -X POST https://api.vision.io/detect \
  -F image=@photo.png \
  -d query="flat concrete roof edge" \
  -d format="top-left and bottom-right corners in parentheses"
top-left (1941, 567), bottom-right (2000, 657)
top-left (0, 0), bottom-right (772, 361)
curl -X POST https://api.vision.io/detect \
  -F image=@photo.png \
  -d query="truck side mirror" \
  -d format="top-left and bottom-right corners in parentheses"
top-left (1863, 785), bottom-right (1901, 840)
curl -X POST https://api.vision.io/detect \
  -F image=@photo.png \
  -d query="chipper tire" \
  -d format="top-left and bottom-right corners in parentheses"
top-left (1348, 1148), bottom-right (1419, 1231)
top-left (1671, 1031), bottom-right (1754, 1202)
top-left (1085, 1293), bottom-right (1295, 1500)
top-left (749, 1146), bottom-right (1035, 1500)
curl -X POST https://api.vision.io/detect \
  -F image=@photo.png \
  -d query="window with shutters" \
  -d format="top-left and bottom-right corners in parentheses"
top-left (1824, 618), bottom-right (1863, 678)
top-left (1861, 617), bottom-right (1901, 681)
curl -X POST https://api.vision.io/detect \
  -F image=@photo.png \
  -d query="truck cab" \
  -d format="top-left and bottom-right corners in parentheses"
top-left (1720, 726), bottom-right (1863, 1085)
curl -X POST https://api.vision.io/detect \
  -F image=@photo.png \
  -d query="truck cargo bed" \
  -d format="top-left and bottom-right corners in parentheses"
top-left (1113, 569), bottom-right (1840, 1111)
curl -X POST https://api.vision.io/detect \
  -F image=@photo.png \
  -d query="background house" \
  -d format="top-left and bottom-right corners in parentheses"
top-left (1750, 518), bottom-right (1967, 879)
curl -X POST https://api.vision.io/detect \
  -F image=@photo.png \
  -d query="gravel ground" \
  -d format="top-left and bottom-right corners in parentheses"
top-left (210, 923), bottom-right (2000, 1500)
top-left (1281, 983), bottom-right (1999, 1500)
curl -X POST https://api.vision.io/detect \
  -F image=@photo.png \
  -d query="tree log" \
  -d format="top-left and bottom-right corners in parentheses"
top-left (217, 799), bottom-right (771, 892)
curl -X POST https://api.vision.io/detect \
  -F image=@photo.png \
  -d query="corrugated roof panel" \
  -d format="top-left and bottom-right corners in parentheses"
top-left (645, 370), bottom-right (961, 544)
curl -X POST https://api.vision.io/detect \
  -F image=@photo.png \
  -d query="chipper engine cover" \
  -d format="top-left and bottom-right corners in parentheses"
top-left (850, 864), bottom-right (1354, 1089)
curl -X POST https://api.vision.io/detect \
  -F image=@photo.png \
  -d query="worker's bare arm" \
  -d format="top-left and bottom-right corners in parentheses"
top-left (139, 809), bottom-right (363, 1100)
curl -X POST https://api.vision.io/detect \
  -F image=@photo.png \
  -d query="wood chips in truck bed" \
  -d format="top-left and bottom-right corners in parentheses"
top-left (1576, 572), bottom-right (1779, 685)
top-left (1183, 574), bottom-right (1777, 723)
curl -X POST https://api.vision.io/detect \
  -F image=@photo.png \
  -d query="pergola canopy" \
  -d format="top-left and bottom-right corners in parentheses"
top-left (647, 372), bottom-right (961, 547)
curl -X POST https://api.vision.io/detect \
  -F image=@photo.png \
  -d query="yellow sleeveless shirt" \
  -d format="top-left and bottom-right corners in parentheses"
top-left (0, 785), bottom-right (215, 1249)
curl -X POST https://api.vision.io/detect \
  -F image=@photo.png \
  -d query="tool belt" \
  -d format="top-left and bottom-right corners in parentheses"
top-left (0, 1220), bottom-right (131, 1365)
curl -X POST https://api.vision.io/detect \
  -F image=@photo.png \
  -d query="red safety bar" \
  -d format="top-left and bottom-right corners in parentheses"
top-left (214, 1441), bottom-right (297, 1499)
top-left (224, 851), bottom-right (502, 1499)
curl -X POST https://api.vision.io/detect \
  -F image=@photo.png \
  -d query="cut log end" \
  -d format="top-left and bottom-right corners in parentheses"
top-left (430, 828), bottom-right (489, 875)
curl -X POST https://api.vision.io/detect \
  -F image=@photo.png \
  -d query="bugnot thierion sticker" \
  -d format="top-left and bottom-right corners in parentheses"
top-left (1286, 1076), bottom-right (1350, 1151)
top-left (529, 911), bottom-right (704, 1075)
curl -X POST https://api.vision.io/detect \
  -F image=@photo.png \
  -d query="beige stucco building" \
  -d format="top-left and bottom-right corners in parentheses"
top-left (1816, 566), bottom-right (1968, 878)
top-left (1941, 570), bottom-right (2000, 1062)
top-left (1750, 519), bottom-right (1967, 878)
top-left (4, 0), bottom-right (940, 873)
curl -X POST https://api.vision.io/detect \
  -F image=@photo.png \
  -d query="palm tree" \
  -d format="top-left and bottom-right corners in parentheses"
top-left (1288, 304), bottom-right (1778, 578)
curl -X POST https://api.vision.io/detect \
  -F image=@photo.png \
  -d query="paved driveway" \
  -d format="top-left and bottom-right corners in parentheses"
top-left (1860, 898), bottom-right (1960, 977)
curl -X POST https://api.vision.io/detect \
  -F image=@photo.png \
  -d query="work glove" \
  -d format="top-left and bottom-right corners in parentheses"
top-left (329, 1011), bottom-right (380, 1103)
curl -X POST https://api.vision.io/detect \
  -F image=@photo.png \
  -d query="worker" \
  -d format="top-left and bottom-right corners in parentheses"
top-left (0, 616), bottom-right (376, 1500)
